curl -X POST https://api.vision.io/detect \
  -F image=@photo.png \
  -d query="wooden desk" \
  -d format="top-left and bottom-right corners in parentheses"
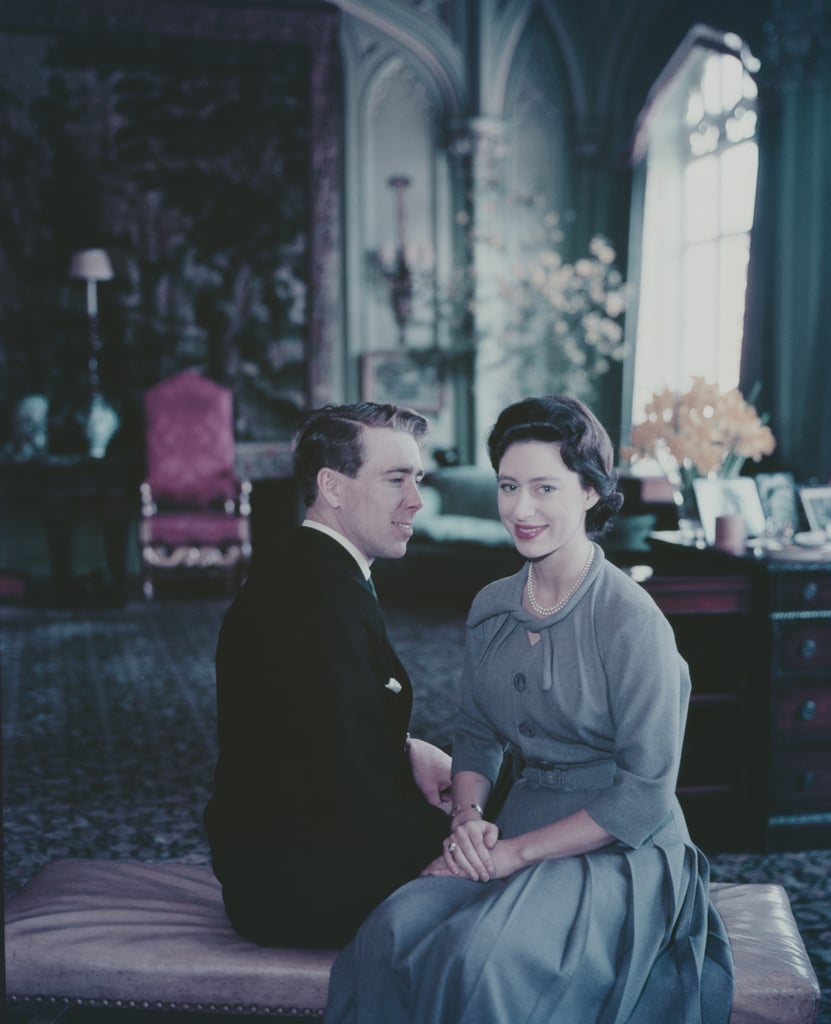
top-left (0, 456), bottom-right (135, 605)
top-left (639, 568), bottom-right (755, 852)
top-left (647, 532), bottom-right (831, 852)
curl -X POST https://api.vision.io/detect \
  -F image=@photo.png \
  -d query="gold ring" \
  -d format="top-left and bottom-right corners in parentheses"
top-left (448, 842), bottom-right (457, 854)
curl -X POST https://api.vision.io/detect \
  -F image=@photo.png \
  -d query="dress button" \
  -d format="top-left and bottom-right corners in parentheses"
top-left (518, 720), bottom-right (536, 738)
top-left (513, 672), bottom-right (526, 691)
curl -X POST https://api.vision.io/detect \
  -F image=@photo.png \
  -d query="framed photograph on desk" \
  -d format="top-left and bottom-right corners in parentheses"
top-left (755, 471), bottom-right (799, 535)
top-left (693, 476), bottom-right (767, 545)
top-left (799, 486), bottom-right (831, 535)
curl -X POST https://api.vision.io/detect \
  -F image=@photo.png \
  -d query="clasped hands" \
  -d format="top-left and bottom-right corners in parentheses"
top-left (421, 813), bottom-right (519, 882)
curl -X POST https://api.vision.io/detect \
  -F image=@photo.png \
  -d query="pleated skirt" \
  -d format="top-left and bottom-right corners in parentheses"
top-left (324, 784), bottom-right (733, 1024)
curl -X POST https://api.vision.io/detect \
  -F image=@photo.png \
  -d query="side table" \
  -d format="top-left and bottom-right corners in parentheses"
top-left (0, 455), bottom-right (136, 605)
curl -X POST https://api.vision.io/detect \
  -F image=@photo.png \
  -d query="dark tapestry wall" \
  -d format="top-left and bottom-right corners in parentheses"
top-left (0, 2), bottom-right (341, 461)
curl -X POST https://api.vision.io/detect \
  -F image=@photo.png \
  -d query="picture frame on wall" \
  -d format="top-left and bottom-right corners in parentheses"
top-left (362, 351), bottom-right (442, 413)
top-left (692, 476), bottom-right (767, 546)
top-left (799, 486), bottom-right (831, 535)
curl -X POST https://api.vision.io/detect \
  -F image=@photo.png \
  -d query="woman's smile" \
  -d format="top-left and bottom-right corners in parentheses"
top-left (513, 523), bottom-right (548, 541)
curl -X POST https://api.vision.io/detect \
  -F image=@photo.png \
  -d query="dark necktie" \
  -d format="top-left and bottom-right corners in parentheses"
top-left (366, 576), bottom-right (378, 600)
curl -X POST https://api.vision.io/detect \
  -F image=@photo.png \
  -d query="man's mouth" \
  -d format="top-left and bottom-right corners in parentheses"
top-left (393, 521), bottom-right (414, 535)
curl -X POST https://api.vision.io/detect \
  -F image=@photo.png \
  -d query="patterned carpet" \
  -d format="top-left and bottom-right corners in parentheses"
top-left (2, 596), bottom-right (829, 1021)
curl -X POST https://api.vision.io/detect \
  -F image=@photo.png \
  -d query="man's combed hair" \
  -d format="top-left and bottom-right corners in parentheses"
top-left (487, 395), bottom-right (624, 538)
top-left (293, 402), bottom-right (429, 506)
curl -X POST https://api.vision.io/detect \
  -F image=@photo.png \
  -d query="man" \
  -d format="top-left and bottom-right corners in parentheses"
top-left (204, 402), bottom-right (451, 947)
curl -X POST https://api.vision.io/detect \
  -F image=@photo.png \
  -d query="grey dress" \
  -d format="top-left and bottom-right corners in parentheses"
top-left (325, 546), bottom-right (734, 1024)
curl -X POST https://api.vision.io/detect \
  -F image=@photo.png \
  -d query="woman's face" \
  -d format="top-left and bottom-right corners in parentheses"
top-left (496, 441), bottom-right (598, 559)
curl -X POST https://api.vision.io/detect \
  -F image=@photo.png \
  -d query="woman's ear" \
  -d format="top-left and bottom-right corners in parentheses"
top-left (584, 487), bottom-right (600, 511)
top-left (316, 467), bottom-right (342, 508)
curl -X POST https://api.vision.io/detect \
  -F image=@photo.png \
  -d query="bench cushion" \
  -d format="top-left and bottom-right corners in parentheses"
top-left (4, 860), bottom-right (821, 1022)
top-left (710, 881), bottom-right (819, 1024)
top-left (5, 859), bottom-right (335, 1016)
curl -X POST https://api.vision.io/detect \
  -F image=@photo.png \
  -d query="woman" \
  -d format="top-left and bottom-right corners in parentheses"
top-left (324, 395), bottom-right (734, 1024)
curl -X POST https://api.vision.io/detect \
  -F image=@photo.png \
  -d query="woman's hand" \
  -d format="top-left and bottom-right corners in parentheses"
top-left (445, 818), bottom-right (500, 881)
top-left (421, 828), bottom-right (527, 882)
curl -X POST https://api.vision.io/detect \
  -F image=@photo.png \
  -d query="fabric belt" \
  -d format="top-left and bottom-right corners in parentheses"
top-left (521, 759), bottom-right (615, 791)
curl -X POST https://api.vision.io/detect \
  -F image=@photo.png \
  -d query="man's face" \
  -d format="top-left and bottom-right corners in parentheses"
top-left (333, 426), bottom-right (425, 563)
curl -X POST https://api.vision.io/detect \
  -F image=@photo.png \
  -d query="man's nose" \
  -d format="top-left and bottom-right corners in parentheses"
top-left (406, 480), bottom-right (424, 509)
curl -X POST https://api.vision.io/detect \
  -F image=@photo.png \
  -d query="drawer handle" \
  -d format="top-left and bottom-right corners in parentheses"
top-left (803, 581), bottom-right (819, 602)
top-left (799, 699), bottom-right (817, 721)
top-left (800, 638), bottom-right (818, 660)
top-left (801, 771), bottom-right (816, 792)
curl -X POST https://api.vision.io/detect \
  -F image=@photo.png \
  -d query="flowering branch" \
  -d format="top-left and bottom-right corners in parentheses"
top-left (442, 198), bottom-right (628, 401)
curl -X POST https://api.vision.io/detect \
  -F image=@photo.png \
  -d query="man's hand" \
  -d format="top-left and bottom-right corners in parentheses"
top-left (407, 737), bottom-right (452, 811)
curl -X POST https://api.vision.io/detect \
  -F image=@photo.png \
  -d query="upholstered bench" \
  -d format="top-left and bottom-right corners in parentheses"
top-left (4, 859), bottom-right (821, 1022)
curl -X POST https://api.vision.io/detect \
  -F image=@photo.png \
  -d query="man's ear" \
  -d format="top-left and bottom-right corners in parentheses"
top-left (316, 467), bottom-right (342, 508)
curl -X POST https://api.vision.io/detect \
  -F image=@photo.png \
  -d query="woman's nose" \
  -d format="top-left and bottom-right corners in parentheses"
top-left (514, 489), bottom-right (536, 519)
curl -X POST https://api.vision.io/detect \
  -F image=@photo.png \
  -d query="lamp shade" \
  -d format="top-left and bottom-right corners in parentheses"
top-left (69, 248), bottom-right (114, 282)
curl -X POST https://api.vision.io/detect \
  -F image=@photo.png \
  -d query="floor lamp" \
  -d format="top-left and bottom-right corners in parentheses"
top-left (69, 248), bottom-right (119, 458)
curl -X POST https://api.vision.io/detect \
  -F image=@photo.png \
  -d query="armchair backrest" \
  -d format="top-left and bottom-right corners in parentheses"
top-left (143, 370), bottom-right (238, 505)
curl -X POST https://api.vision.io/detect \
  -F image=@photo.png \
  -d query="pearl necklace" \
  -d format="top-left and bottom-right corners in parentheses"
top-left (526, 546), bottom-right (595, 617)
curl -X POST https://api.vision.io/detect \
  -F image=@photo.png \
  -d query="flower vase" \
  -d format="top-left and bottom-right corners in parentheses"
top-left (86, 392), bottom-right (120, 459)
top-left (672, 466), bottom-right (703, 542)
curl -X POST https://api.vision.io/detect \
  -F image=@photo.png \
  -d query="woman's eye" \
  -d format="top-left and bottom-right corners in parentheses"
top-left (539, 485), bottom-right (555, 494)
top-left (499, 482), bottom-right (517, 493)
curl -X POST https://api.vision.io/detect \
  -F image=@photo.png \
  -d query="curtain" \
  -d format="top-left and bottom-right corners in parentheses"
top-left (741, 6), bottom-right (831, 484)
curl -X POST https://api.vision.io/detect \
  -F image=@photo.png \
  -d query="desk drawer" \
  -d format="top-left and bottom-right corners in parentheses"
top-left (776, 684), bottom-right (831, 738)
top-left (774, 621), bottom-right (831, 671)
top-left (774, 748), bottom-right (831, 813)
top-left (773, 572), bottom-right (831, 612)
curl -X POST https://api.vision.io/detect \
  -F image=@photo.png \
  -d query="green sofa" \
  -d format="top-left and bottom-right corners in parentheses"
top-left (374, 465), bottom-right (659, 608)
top-left (373, 465), bottom-right (522, 607)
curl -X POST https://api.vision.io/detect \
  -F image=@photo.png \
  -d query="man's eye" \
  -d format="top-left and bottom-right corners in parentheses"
top-left (499, 482), bottom-right (517, 493)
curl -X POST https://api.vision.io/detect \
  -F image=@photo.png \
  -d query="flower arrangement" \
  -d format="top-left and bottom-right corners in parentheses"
top-left (502, 221), bottom-right (629, 400)
top-left (444, 201), bottom-right (628, 404)
top-left (627, 378), bottom-right (776, 479)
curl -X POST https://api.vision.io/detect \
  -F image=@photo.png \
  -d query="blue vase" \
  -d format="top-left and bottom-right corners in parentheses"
top-left (86, 393), bottom-right (120, 459)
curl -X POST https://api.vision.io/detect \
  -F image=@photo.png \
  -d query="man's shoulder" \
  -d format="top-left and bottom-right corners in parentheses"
top-left (234, 527), bottom-right (372, 614)
top-left (250, 526), bottom-right (354, 573)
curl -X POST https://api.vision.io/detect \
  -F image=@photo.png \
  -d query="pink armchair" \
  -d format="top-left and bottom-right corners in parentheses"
top-left (139, 370), bottom-right (252, 600)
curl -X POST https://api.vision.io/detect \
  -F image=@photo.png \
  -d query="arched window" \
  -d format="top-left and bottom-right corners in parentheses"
top-left (625, 27), bottom-right (760, 431)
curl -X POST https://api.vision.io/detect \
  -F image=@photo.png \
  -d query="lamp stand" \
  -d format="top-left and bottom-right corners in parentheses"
top-left (83, 309), bottom-right (119, 459)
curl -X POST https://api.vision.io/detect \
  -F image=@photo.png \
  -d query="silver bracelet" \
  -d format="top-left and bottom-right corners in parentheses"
top-left (451, 802), bottom-right (484, 820)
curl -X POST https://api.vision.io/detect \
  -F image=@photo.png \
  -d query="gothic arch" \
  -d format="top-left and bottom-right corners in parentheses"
top-left (484, 0), bottom-right (586, 121)
top-left (335, 0), bottom-right (469, 121)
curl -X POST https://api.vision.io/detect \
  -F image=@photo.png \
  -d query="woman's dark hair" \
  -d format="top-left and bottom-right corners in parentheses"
top-left (293, 402), bottom-right (429, 506)
top-left (486, 395), bottom-right (624, 537)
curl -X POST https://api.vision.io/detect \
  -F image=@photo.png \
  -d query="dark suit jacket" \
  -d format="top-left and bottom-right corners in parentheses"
top-left (204, 526), bottom-right (449, 945)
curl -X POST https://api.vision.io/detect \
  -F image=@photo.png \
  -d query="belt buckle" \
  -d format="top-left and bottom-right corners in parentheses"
top-left (533, 762), bottom-right (563, 785)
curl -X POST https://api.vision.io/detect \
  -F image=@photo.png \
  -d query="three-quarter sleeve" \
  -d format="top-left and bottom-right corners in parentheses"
top-left (583, 591), bottom-right (690, 848)
top-left (450, 630), bottom-right (507, 786)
